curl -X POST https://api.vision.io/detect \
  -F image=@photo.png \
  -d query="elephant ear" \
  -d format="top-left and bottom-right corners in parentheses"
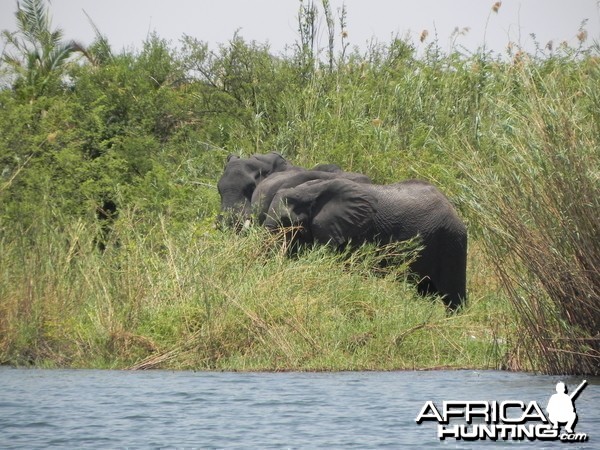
top-left (254, 152), bottom-right (288, 173)
top-left (311, 179), bottom-right (377, 246)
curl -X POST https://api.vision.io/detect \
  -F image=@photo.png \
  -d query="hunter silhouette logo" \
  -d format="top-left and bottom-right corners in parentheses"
top-left (416, 380), bottom-right (589, 442)
top-left (547, 380), bottom-right (587, 435)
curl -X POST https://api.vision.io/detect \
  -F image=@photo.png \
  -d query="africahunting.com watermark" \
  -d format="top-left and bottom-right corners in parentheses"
top-left (416, 380), bottom-right (589, 443)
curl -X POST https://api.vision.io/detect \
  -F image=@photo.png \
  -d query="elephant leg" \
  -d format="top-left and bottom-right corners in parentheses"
top-left (409, 249), bottom-right (442, 302)
top-left (411, 236), bottom-right (467, 311)
top-left (416, 277), bottom-right (437, 298)
top-left (435, 238), bottom-right (467, 311)
top-left (440, 283), bottom-right (465, 311)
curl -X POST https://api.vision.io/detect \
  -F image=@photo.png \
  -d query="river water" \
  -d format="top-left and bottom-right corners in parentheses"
top-left (0, 368), bottom-right (597, 449)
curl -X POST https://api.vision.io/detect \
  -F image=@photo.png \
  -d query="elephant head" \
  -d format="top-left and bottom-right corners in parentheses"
top-left (265, 178), bottom-right (378, 246)
top-left (251, 170), bottom-right (372, 226)
top-left (217, 152), bottom-right (293, 227)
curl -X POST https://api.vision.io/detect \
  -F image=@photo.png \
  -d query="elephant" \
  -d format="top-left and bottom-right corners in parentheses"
top-left (264, 178), bottom-right (467, 310)
top-left (251, 169), bottom-right (371, 225)
top-left (217, 152), bottom-right (299, 227)
top-left (217, 151), bottom-right (354, 227)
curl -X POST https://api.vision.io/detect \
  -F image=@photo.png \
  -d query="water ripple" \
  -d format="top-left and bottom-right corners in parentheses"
top-left (0, 368), bottom-right (597, 449)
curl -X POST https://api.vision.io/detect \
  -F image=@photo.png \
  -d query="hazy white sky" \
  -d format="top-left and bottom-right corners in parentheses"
top-left (1, 1), bottom-right (599, 56)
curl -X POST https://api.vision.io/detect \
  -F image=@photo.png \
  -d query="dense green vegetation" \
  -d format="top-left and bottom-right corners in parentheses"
top-left (1, 0), bottom-right (598, 373)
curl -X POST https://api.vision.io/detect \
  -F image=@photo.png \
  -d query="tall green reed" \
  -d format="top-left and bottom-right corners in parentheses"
top-left (455, 56), bottom-right (599, 374)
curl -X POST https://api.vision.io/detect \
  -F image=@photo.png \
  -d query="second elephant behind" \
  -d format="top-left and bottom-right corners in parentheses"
top-left (264, 178), bottom-right (467, 310)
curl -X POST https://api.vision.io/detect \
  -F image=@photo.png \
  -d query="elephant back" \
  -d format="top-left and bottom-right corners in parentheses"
top-left (368, 180), bottom-right (464, 242)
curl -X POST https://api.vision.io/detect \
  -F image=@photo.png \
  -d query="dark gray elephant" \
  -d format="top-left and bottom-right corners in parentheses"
top-left (217, 152), bottom-right (299, 227)
top-left (264, 178), bottom-right (467, 310)
top-left (217, 152), bottom-right (354, 227)
top-left (251, 169), bottom-right (371, 225)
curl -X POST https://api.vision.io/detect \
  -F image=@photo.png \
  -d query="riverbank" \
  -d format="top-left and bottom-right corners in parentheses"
top-left (0, 218), bottom-right (512, 371)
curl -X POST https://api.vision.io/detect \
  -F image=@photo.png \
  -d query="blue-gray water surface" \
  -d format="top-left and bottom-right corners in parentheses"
top-left (0, 368), bottom-right (598, 449)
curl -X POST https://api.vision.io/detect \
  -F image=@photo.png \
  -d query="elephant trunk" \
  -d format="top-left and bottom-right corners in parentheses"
top-left (264, 202), bottom-right (293, 230)
top-left (264, 201), bottom-right (312, 249)
top-left (216, 203), bottom-right (253, 231)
